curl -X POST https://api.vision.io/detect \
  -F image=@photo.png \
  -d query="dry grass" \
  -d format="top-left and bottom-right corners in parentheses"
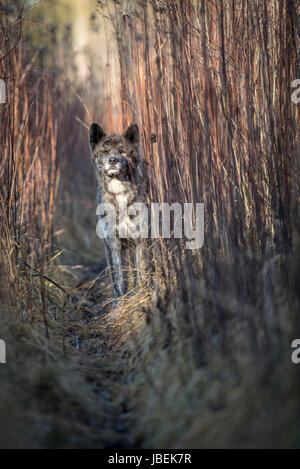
top-left (94, 0), bottom-right (300, 448)
top-left (0, 0), bottom-right (300, 449)
top-left (0, 2), bottom-right (124, 448)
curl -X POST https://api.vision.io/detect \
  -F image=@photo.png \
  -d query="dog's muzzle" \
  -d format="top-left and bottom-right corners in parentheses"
top-left (105, 155), bottom-right (127, 177)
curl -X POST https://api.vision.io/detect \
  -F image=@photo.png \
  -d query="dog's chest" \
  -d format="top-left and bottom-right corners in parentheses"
top-left (107, 178), bottom-right (126, 195)
top-left (106, 179), bottom-right (134, 205)
top-left (105, 179), bottom-right (139, 238)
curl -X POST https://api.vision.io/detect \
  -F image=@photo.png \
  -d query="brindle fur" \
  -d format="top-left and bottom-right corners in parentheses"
top-left (89, 122), bottom-right (148, 299)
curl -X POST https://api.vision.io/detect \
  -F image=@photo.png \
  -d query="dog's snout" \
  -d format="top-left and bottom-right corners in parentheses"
top-left (109, 156), bottom-right (117, 164)
top-left (109, 155), bottom-right (124, 165)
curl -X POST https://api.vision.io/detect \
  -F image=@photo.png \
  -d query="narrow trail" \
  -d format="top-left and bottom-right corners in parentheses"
top-left (62, 263), bottom-right (138, 449)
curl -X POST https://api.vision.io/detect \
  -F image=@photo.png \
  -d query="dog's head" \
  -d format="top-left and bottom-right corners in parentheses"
top-left (89, 123), bottom-right (140, 180)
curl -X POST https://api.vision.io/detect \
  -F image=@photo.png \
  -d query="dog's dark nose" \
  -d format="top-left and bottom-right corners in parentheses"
top-left (109, 156), bottom-right (117, 164)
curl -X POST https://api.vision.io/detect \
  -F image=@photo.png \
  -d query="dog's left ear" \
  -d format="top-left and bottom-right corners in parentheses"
top-left (123, 123), bottom-right (140, 145)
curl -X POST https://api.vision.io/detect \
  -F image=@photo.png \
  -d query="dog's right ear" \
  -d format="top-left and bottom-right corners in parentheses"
top-left (89, 123), bottom-right (106, 150)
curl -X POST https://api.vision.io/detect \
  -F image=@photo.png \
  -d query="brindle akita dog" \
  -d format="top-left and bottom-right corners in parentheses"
top-left (89, 122), bottom-right (148, 299)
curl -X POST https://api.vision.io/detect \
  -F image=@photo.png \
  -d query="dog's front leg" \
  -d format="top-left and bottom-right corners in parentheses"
top-left (135, 240), bottom-right (149, 288)
top-left (105, 237), bottom-right (126, 298)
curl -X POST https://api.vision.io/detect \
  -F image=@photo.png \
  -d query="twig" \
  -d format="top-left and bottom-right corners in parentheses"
top-left (17, 258), bottom-right (70, 298)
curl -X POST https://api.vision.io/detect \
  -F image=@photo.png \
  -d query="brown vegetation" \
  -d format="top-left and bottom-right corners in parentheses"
top-left (0, 0), bottom-right (299, 448)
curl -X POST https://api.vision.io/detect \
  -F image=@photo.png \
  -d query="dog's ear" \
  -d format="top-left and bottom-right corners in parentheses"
top-left (123, 123), bottom-right (139, 145)
top-left (89, 123), bottom-right (106, 149)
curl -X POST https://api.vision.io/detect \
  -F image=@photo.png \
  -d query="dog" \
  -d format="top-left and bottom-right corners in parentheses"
top-left (89, 122), bottom-right (148, 299)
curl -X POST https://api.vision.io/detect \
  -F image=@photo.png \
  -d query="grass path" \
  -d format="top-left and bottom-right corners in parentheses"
top-left (55, 263), bottom-right (138, 449)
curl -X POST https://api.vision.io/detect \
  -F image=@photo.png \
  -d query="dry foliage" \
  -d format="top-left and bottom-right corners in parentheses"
top-left (0, 0), bottom-right (300, 448)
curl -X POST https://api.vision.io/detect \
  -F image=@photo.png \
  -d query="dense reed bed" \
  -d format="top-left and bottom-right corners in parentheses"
top-left (0, 1), bottom-right (59, 316)
top-left (0, 0), bottom-right (299, 448)
top-left (96, 0), bottom-right (300, 447)
top-left (0, 2), bottom-right (118, 448)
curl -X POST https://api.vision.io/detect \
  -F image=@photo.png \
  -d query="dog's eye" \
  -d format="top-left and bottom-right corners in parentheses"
top-left (118, 146), bottom-right (126, 154)
top-left (102, 144), bottom-right (110, 152)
